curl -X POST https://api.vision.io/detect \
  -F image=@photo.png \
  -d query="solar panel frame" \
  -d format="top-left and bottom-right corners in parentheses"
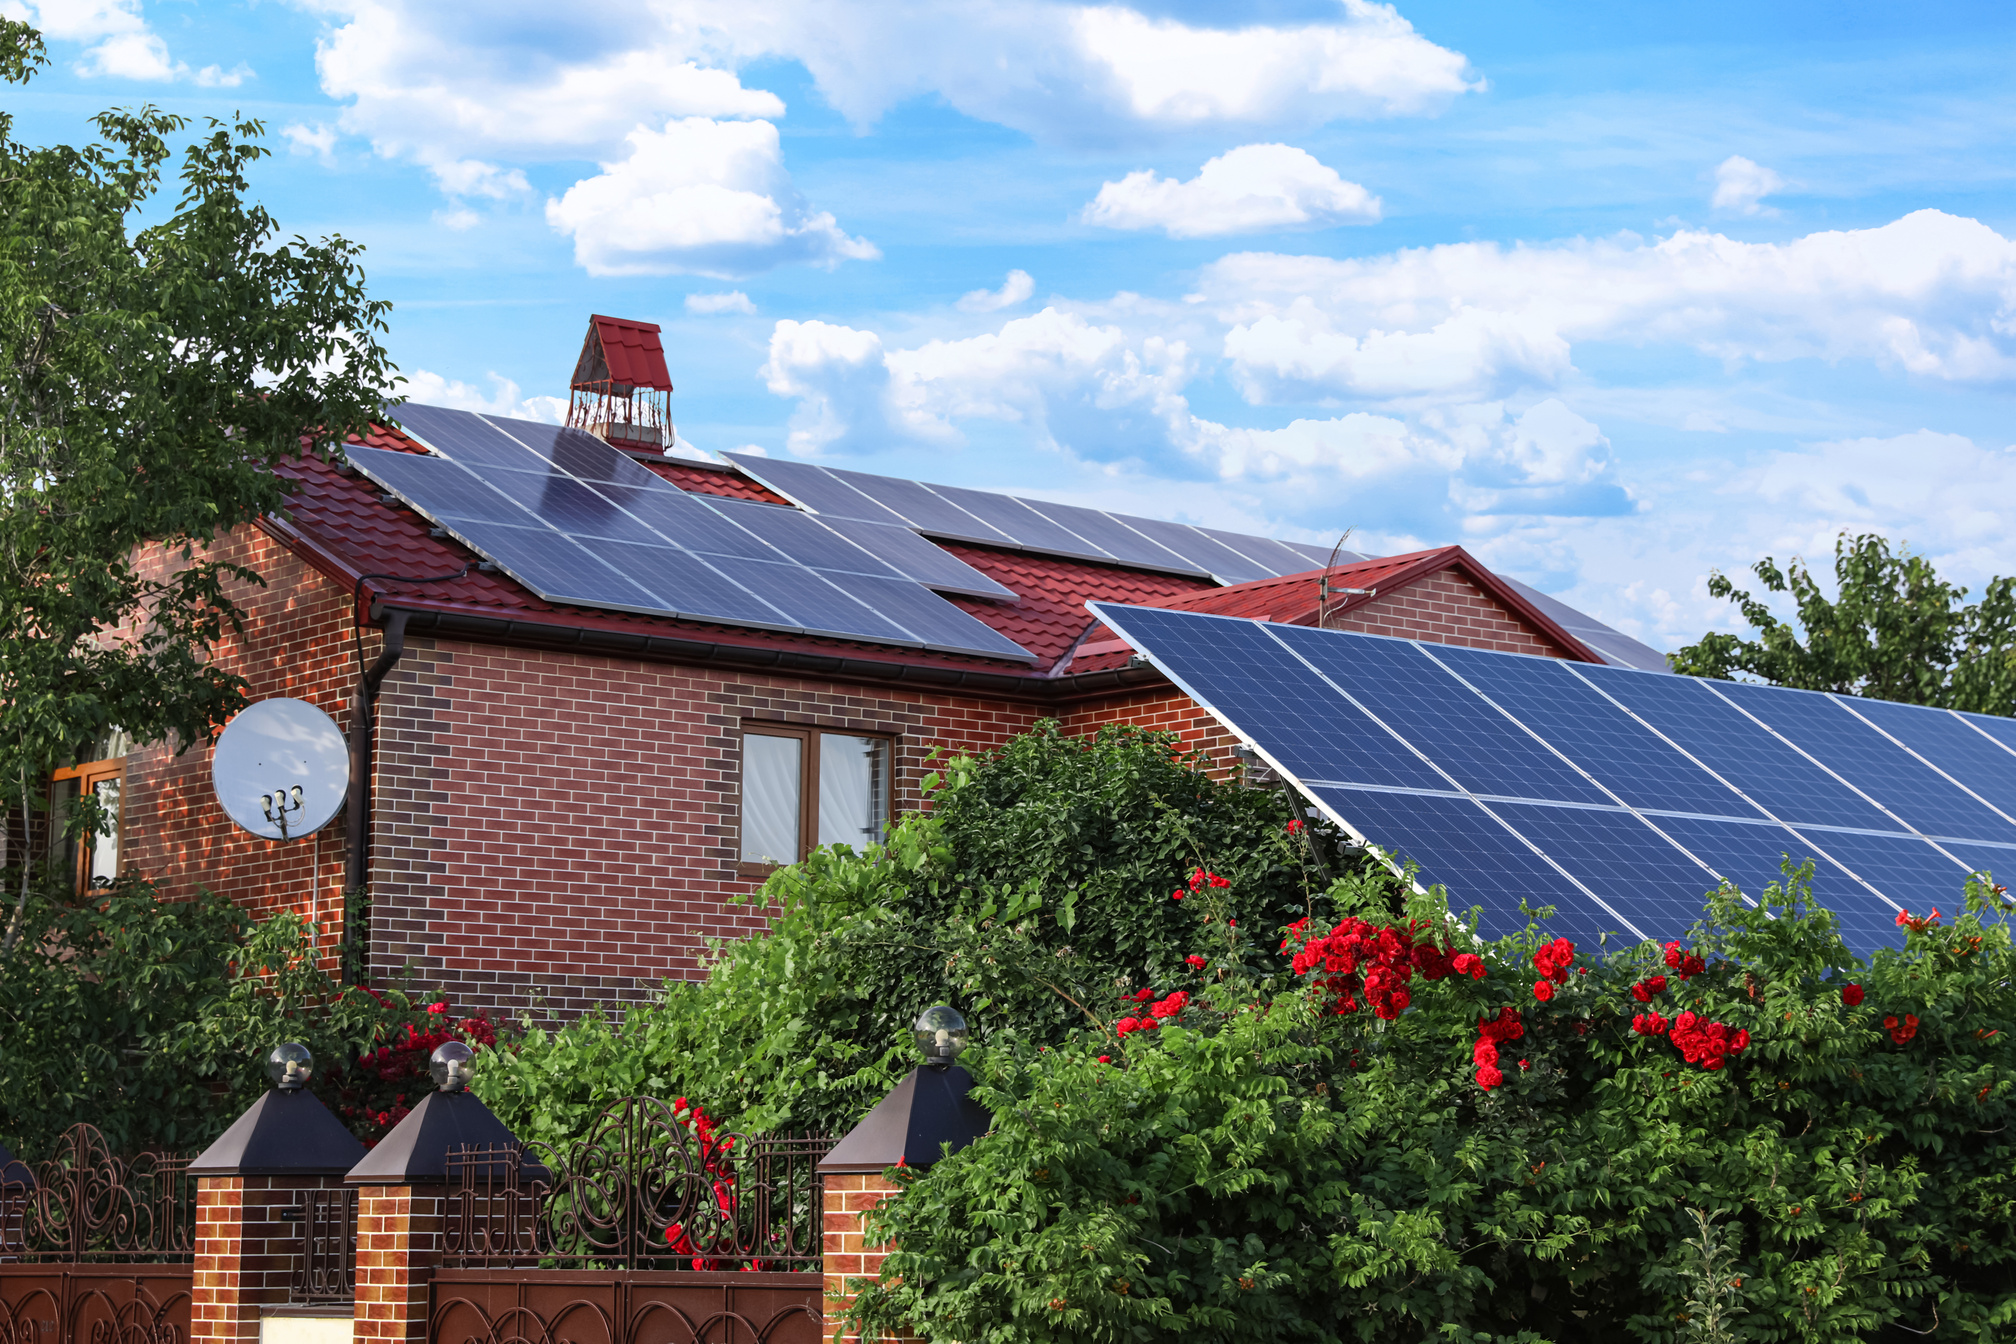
top-left (721, 453), bottom-right (911, 525)
top-left (1114, 516), bottom-right (1281, 584)
top-left (1012, 499), bottom-right (1207, 574)
top-left (1782, 826), bottom-right (1970, 924)
top-left (809, 515), bottom-right (1018, 600)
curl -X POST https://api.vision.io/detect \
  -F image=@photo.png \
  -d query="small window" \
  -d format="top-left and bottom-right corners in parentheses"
top-left (740, 725), bottom-right (891, 866)
top-left (52, 728), bottom-right (132, 892)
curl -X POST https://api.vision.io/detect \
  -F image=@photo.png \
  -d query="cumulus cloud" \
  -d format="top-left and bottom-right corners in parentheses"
top-left (1084, 143), bottom-right (1380, 238)
top-left (687, 290), bottom-right (758, 315)
top-left (284, 123), bottom-right (339, 164)
top-left (1712, 155), bottom-right (1784, 216)
top-left (11, 0), bottom-right (252, 84)
top-left (1204, 210), bottom-right (2016, 400)
top-left (399, 371), bottom-right (567, 424)
top-left (545, 118), bottom-right (879, 278)
top-left (958, 270), bottom-right (1035, 313)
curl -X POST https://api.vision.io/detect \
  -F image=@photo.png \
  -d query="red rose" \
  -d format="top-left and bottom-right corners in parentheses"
top-left (1533, 980), bottom-right (1555, 1002)
top-left (1841, 984), bottom-right (1864, 1007)
top-left (1476, 1065), bottom-right (1504, 1090)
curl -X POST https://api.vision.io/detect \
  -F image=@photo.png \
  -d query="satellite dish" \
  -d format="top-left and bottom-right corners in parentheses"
top-left (211, 698), bottom-right (350, 841)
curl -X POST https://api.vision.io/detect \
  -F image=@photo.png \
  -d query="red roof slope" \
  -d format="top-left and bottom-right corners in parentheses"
top-left (938, 544), bottom-right (1212, 673)
top-left (1067, 547), bottom-right (1605, 671)
top-left (578, 316), bottom-right (673, 392)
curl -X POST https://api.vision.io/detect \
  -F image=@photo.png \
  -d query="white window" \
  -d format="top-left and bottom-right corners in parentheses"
top-left (740, 725), bottom-right (891, 865)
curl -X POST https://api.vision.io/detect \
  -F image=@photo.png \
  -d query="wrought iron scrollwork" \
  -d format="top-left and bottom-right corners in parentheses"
top-left (443, 1098), bottom-right (831, 1271)
top-left (0, 1127), bottom-right (193, 1264)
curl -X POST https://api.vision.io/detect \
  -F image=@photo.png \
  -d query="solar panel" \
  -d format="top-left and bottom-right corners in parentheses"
top-left (572, 539), bottom-right (793, 627)
top-left (721, 454), bottom-right (908, 525)
top-left (929, 485), bottom-right (1099, 556)
top-left (444, 519), bottom-right (664, 612)
top-left (1278, 539), bottom-right (1369, 570)
top-left (349, 447), bottom-right (534, 527)
top-left (705, 499), bottom-right (907, 577)
top-left (1193, 528), bottom-right (1315, 577)
top-left (482, 469), bottom-right (668, 544)
top-left (815, 572), bottom-right (1037, 662)
top-left (1842, 698), bottom-right (2016, 820)
top-left (1118, 518), bottom-right (1282, 585)
top-left (1093, 603), bottom-right (1998, 954)
top-left (393, 404), bottom-right (546, 471)
top-left (811, 515), bottom-right (1018, 600)
top-left (1012, 499), bottom-right (1205, 573)
top-left (701, 556), bottom-right (919, 644)
top-left (479, 414), bottom-right (667, 487)
top-left (821, 468), bottom-right (1017, 546)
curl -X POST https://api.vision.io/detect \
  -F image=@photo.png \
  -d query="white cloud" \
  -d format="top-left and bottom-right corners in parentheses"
top-left (12, 0), bottom-right (251, 84)
top-left (1084, 144), bottom-right (1381, 238)
top-left (957, 270), bottom-right (1035, 313)
top-left (399, 371), bottom-right (567, 424)
top-left (1712, 155), bottom-right (1784, 216)
top-left (686, 290), bottom-right (758, 315)
top-left (545, 117), bottom-right (878, 278)
top-left (433, 207), bottom-right (481, 231)
top-left (1204, 210), bottom-right (2016, 400)
top-left (284, 123), bottom-right (339, 164)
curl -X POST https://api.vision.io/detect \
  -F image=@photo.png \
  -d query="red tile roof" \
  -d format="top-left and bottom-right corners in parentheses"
top-left (643, 460), bottom-right (790, 505)
top-left (938, 544), bottom-right (1213, 673)
top-left (1066, 547), bottom-right (1605, 671)
top-left (582, 315), bottom-right (673, 392)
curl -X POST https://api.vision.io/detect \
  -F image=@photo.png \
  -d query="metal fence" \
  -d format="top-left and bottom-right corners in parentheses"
top-left (291, 1186), bottom-right (358, 1304)
top-left (0, 1125), bottom-right (193, 1264)
top-left (442, 1098), bottom-right (832, 1272)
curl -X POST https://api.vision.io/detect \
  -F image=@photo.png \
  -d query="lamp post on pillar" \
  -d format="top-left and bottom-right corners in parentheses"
top-left (344, 1043), bottom-right (522, 1344)
top-left (187, 1044), bottom-right (368, 1344)
top-left (815, 1007), bottom-right (991, 1344)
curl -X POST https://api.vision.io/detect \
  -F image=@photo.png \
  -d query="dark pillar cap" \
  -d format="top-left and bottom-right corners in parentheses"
top-left (817, 1066), bottom-right (991, 1174)
top-left (189, 1090), bottom-right (368, 1177)
top-left (344, 1090), bottom-right (523, 1185)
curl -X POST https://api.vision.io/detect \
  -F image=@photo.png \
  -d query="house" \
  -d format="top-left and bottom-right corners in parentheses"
top-left (93, 317), bottom-right (1662, 1022)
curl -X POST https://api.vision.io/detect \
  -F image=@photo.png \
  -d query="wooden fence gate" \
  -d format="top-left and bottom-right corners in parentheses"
top-left (429, 1099), bottom-right (831, 1344)
top-left (0, 1127), bottom-right (194, 1344)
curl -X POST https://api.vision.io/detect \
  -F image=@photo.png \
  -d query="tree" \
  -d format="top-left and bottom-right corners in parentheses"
top-left (1670, 530), bottom-right (2016, 716)
top-left (0, 20), bottom-right (398, 950)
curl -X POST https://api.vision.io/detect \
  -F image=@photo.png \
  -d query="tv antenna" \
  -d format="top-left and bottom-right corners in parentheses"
top-left (211, 698), bottom-right (351, 841)
top-left (1316, 529), bottom-right (1374, 628)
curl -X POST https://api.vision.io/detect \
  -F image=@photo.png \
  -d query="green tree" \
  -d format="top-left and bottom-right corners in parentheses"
top-left (0, 19), bottom-right (397, 950)
top-left (1670, 531), bottom-right (2016, 715)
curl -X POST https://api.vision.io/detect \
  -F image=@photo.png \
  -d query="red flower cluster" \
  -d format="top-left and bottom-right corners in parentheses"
top-left (1285, 818), bottom-right (1305, 836)
top-left (333, 994), bottom-right (498, 1144)
top-left (1533, 937), bottom-right (1576, 983)
top-left (1885, 1013), bottom-right (1920, 1045)
top-left (1185, 954), bottom-right (1207, 972)
top-left (1630, 975), bottom-right (1668, 1003)
top-left (1150, 991), bottom-right (1189, 1019)
top-left (1632, 1010), bottom-right (1749, 1070)
top-left (1663, 942), bottom-right (1707, 979)
top-left (1472, 1007), bottom-right (1525, 1090)
top-left (1116, 989), bottom-right (1191, 1035)
top-left (1895, 908), bottom-right (1942, 932)
top-left (662, 1098), bottom-right (740, 1271)
top-left (1283, 916), bottom-right (1465, 1020)
top-left (1841, 983), bottom-right (1865, 1007)
top-left (1171, 867), bottom-right (1232, 902)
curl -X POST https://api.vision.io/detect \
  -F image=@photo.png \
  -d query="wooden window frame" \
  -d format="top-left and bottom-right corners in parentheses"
top-left (51, 755), bottom-right (127, 892)
top-left (736, 723), bottom-right (894, 877)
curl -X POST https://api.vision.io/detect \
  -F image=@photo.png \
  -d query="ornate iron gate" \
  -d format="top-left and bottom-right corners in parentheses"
top-left (431, 1100), bottom-right (832, 1344)
top-left (0, 1126), bottom-right (194, 1344)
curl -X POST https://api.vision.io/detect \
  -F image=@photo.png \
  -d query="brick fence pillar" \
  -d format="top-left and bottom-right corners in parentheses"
top-left (193, 1175), bottom-right (353, 1344)
top-left (351, 1186), bottom-right (444, 1344)
top-left (820, 1172), bottom-right (909, 1344)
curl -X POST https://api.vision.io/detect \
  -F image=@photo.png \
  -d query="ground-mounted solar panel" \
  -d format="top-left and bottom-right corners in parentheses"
top-left (1841, 698), bottom-right (2016, 821)
top-left (1956, 710), bottom-right (2016, 772)
top-left (1093, 603), bottom-right (2002, 955)
top-left (812, 515), bottom-right (1018, 600)
top-left (815, 572), bottom-right (1037, 662)
top-left (1939, 841), bottom-right (2016, 888)
top-left (1714, 681), bottom-right (2016, 844)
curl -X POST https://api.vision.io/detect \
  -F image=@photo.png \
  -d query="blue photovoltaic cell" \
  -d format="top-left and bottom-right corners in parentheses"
top-left (1648, 814), bottom-right (1901, 954)
top-left (1490, 803), bottom-right (1717, 941)
top-left (1090, 606), bottom-right (1449, 790)
top-left (584, 483), bottom-right (776, 561)
top-left (571, 540), bottom-right (791, 627)
top-left (1017, 500), bottom-right (1204, 572)
top-left (1118, 517), bottom-right (1280, 585)
top-left (1939, 842), bottom-right (2016, 888)
top-left (721, 454), bottom-right (909, 525)
top-left (926, 485), bottom-right (1093, 556)
top-left (442, 520), bottom-right (662, 611)
top-left (1962, 710), bottom-right (2016, 761)
top-left (1713, 681), bottom-right (2016, 843)
top-left (392, 405), bottom-right (544, 471)
top-left (349, 448), bottom-right (532, 527)
top-left (478, 415), bottom-right (665, 488)
top-left (706, 499), bottom-right (906, 577)
top-left (1194, 528), bottom-right (1311, 577)
top-left (826, 469), bottom-right (1016, 544)
top-left (1572, 664), bottom-right (1904, 832)
top-left (816, 572), bottom-right (1037, 661)
top-left (811, 515), bottom-right (1017, 599)
top-left (1278, 539), bottom-right (1370, 569)
top-left (1844, 699), bottom-right (2016, 820)
top-left (702, 556), bottom-right (916, 643)
top-left (1786, 826), bottom-right (1969, 921)
top-left (482, 470), bottom-right (667, 545)
top-left (1307, 786), bottom-right (1607, 942)
top-left (1270, 627), bottom-right (1612, 805)
top-left (1427, 644), bottom-right (1764, 820)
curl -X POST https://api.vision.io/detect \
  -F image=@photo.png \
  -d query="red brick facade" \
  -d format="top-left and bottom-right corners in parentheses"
top-left (820, 1172), bottom-right (911, 1343)
top-left (1324, 569), bottom-right (1566, 656)
top-left (351, 1186), bottom-right (443, 1344)
top-left (192, 1175), bottom-right (350, 1344)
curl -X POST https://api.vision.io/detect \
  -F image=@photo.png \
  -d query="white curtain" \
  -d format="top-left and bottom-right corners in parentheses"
top-left (741, 735), bottom-right (802, 863)
top-left (818, 734), bottom-right (887, 849)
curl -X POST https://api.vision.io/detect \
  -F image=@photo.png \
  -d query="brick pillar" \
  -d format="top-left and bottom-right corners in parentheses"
top-left (352, 1186), bottom-right (444, 1344)
top-left (821, 1172), bottom-right (914, 1344)
top-left (192, 1175), bottom-right (349, 1344)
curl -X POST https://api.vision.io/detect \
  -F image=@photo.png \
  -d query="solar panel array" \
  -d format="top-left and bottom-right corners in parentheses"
top-left (723, 452), bottom-right (1359, 584)
top-left (1090, 603), bottom-right (2016, 956)
top-left (359, 405), bottom-right (1032, 662)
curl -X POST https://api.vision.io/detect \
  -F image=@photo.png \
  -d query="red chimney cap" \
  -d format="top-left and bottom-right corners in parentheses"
top-left (572, 315), bottom-right (672, 393)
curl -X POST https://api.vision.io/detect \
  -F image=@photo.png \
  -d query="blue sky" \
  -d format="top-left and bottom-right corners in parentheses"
top-left (8, 0), bottom-right (2016, 651)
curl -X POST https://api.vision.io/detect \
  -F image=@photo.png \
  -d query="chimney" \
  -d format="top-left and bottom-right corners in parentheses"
top-left (567, 314), bottom-right (674, 452)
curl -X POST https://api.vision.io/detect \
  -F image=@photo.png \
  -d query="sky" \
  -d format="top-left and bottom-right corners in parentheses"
top-left (7, 0), bottom-right (2016, 652)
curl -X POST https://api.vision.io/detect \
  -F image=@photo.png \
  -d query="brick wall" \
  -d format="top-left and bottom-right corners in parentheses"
top-left (122, 526), bottom-right (370, 965)
top-left (365, 637), bottom-right (1045, 1020)
top-left (1329, 569), bottom-right (1566, 656)
top-left (352, 1185), bottom-right (443, 1344)
top-left (193, 1175), bottom-right (345, 1344)
top-left (821, 1172), bottom-right (912, 1344)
